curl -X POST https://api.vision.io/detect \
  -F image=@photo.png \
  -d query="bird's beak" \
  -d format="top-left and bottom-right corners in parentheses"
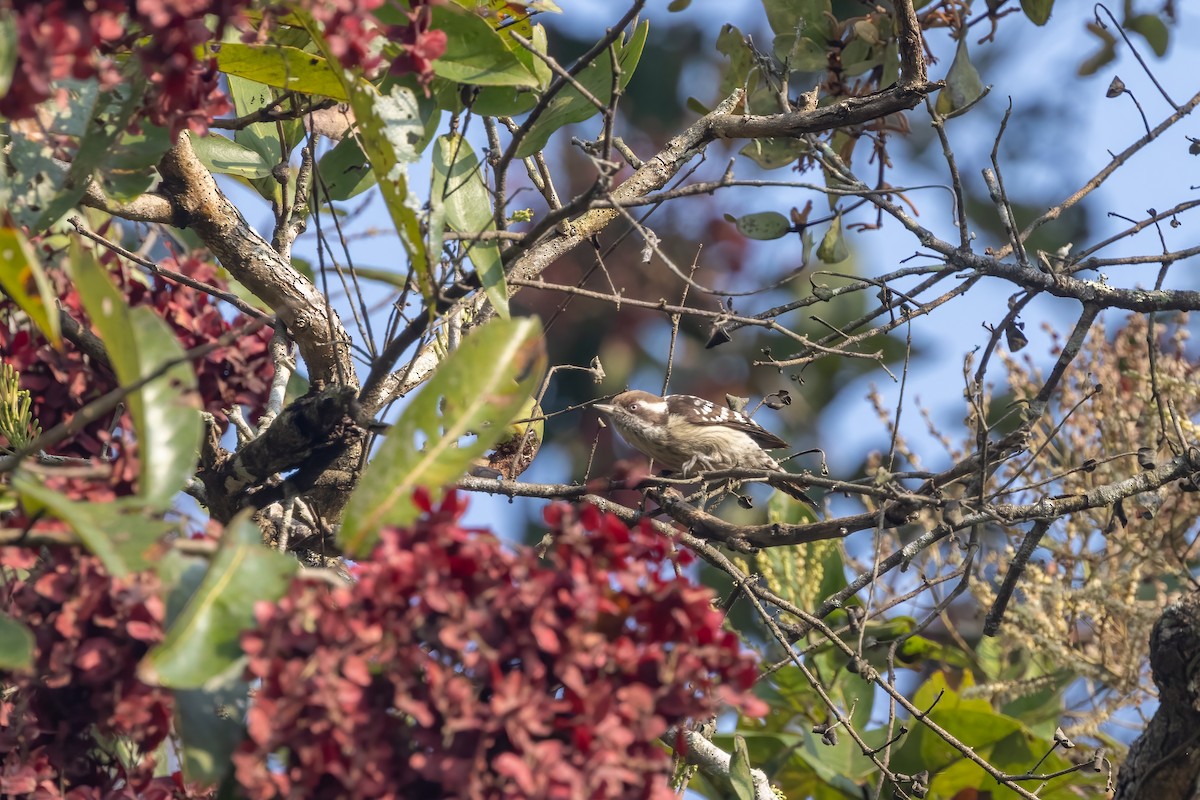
top-left (592, 402), bottom-right (615, 415)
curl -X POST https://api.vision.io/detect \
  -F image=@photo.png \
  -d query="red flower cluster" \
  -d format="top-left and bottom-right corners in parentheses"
top-left (0, 0), bottom-right (245, 134)
top-left (0, 547), bottom-right (192, 799)
top-left (305, 0), bottom-right (446, 86)
top-left (0, 251), bottom-right (273, 502)
top-left (236, 493), bottom-right (765, 799)
top-left (1, 0), bottom-right (449, 132)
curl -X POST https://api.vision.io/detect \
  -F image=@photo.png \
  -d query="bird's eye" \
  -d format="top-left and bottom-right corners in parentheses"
top-left (629, 403), bottom-right (638, 412)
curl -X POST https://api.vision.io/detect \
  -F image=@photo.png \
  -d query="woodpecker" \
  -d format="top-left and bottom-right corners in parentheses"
top-left (593, 390), bottom-right (816, 506)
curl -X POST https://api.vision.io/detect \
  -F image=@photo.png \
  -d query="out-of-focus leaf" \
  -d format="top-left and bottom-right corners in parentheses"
top-left (936, 37), bottom-right (985, 115)
top-left (1020, 0), bottom-right (1053, 25)
top-left (1078, 21), bottom-right (1117, 76)
top-left (1126, 14), bottom-right (1169, 57)
top-left (513, 20), bottom-right (648, 159)
top-left (432, 135), bottom-right (508, 318)
top-left (773, 33), bottom-right (828, 71)
top-left (7, 78), bottom-right (138, 231)
top-left (188, 132), bottom-right (275, 179)
top-left (430, 3), bottom-right (539, 87)
top-left (727, 210), bottom-right (792, 240)
top-left (139, 514), bottom-right (298, 689)
top-left (67, 243), bottom-right (202, 508)
top-left (215, 42), bottom-right (348, 100)
top-left (729, 735), bottom-right (756, 800)
top-left (101, 123), bottom-right (172, 202)
top-left (6, 137), bottom-right (62, 232)
top-left (0, 613), bottom-right (34, 669)
top-left (0, 227), bottom-right (60, 347)
top-left (174, 661), bottom-right (251, 785)
top-left (0, 12), bottom-right (15, 99)
top-left (13, 473), bottom-right (174, 576)
top-left (740, 137), bottom-right (808, 170)
top-left (40, 79), bottom-right (142, 230)
top-left (762, 0), bottom-right (834, 41)
top-left (341, 317), bottom-right (546, 556)
top-left (817, 214), bottom-right (849, 263)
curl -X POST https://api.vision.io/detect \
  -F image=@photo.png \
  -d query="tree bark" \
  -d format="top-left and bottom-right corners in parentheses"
top-left (1114, 589), bottom-right (1200, 800)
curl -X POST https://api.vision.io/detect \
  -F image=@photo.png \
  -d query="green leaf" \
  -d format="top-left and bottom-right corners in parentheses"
top-left (1078, 22), bottom-right (1117, 76)
top-left (317, 136), bottom-right (377, 201)
top-left (174, 661), bottom-right (251, 785)
top-left (0, 226), bottom-right (61, 347)
top-left (936, 36), bottom-right (985, 115)
top-left (67, 243), bottom-right (203, 508)
top-left (298, 12), bottom-right (432, 302)
top-left (215, 42), bottom-right (348, 100)
top-left (717, 24), bottom-right (759, 98)
top-left (0, 613), bottom-right (34, 670)
top-left (816, 214), bottom-right (849, 263)
top-left (13, 473), bottom-right (174, 576)
top-left (728, 210), bottom-right (792, 240)
top-left (429, 3), bottom-right (540, 87)
top-left (772, 33), bottom-right (828, 72)
top-left (1020, 0), bottom-right (1053, 25)
top-left (1126, 14), bottom-right (1169, 57)
top-left (762, 0), bottom-right (834, 42)
top-left (433, 135), bottom-right (508, 318)
top-left (5, 135), bottom-right (63, 232)
top-left (101, 124), bottom-right (172, 202)
top-left (225, 73), bottom-right (303, 201)
top-left (341, 317), bottom-right (547, 556)
top-left (0, 11), bottom-right (16, 100)
top-left (139, 514), bottom-right (298, 689)
top-left (513, 20), bottom-right (649, 160)
top-left (188, 132), bottom-right (275, 179)
top-left (27, 78), bottom-right (144, 231)
top-left (740, 137), bottom-right (808, 170)
top-left (729, 735), bottom-right (756, 800)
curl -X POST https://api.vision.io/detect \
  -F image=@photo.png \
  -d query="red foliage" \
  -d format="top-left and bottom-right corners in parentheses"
top-left (303, 0), bottom-right (446, 87)
top-left (0, 547), bottom-right (201, 799)
top-left (0, 0), bottom-right (243, 134)
top-left (0, 0), bottom-right (449, 131)
top-left (0, 252), bottom-right (272, 502)
top-left (235, 493), bottom-right (765, 799)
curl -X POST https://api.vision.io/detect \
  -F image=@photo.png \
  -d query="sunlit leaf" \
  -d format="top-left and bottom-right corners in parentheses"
top-left (430, 3), bottom-right (540, 87)
top-left (0, 227), bottom-right (60, 348)
top-left (341, 317), bottom-right (547, 556)
top-left (432, 135), bottom-right (508, 318)
top-left (139, 514), bottom-right (298, 689)
top-left (67, 243), bottom-right (203, 508)
top-left (188, 132), bottom-right (275, 179)
top-left (214, 42), bottom-right (348, 100)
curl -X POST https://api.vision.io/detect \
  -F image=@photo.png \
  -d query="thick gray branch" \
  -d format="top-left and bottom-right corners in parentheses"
top-left (156, 133), bottom-right (357, 390)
